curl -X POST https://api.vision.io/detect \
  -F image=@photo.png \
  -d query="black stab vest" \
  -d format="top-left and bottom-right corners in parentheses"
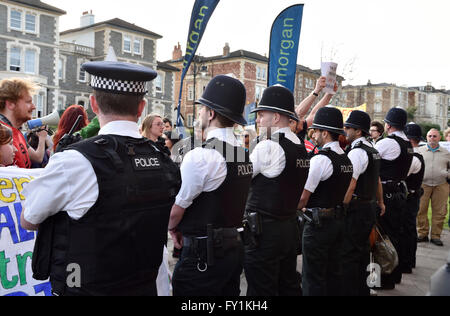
top-left (246, 133), bottom-right (310, 219)
top-left (379, 135), bottom-right (414, 183)
top-left (307, 148), bottom-right (353, 209)
top-left (352, 141), bottom-right (381, 201)
top-left (49, 135), bottom-right (181, 295)
top-left (178, 138), bottom-right (253, 237)
top-left (406, 152), bottom-right (425, 192)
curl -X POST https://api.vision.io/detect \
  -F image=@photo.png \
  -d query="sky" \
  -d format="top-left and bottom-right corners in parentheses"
top-left (45, 0), bottom-right (450, 89)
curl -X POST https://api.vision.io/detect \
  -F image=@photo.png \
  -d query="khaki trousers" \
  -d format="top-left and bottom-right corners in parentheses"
top-left (417, 183), bottom-right (449, 239)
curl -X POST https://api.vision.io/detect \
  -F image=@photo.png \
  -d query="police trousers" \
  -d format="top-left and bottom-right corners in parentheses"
top-left (401, 193), bottom-right (421, 270)
top-left (341, 201), bottom-right (377, 296)
top-left (172, 236), bottom-right (244, 296)
top-left (379, 187), bottom-right (407, 288)
top-left (302, 217), bottom-right (345, 296)
top-left (244, 215), bottom-right (301, 296)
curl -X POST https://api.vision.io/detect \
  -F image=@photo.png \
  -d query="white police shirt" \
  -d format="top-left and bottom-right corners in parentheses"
top-left (23, 121), bottom-right (143, 224)
top-left (374, 130), bottom-right (420, 177)
top-left (250, 127), bottom-right (301, 179)
top-left (174, 127), bottom-right (238, 210)
top-left (304, 141), bottom-right (345, 193)
top-left (348, 137), bottom-right (372, 180)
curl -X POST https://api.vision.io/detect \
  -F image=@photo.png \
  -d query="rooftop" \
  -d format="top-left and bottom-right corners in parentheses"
top-left (9, 0), bottom-right (66, 15)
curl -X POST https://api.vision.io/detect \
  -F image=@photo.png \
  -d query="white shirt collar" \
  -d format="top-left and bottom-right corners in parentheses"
top-left (323, 141), bottom-right (340, 150)
top-left (351, 137), bottom-right (371, 149)
top-left (206, 127), bottom-right (238, 146)
top-left (390, 130), bottom-right (408, 141)
top-left (98, 121), bottom-right (143, 139)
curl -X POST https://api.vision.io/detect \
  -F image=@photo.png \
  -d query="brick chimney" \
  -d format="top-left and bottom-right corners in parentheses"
top-left (80, 10), bottom-right (95, 27)
top-left (223, 43), bottom-right (230, 57)
top-left (172, 43), bottom-right (182, 60)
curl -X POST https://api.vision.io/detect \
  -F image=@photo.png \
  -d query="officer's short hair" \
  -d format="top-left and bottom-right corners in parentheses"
top-left (94, 90), bottom-right (144, 117)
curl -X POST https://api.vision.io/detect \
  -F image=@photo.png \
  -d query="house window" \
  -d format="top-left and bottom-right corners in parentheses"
top-left (35, 92), bottom-right (45, 118)
top-left (256, 66), bottom-right (266, 80)
top-left (154, 104), bottom-right (164, 117)
top-left (9, 47), bottom-right (21, 71)
top-left (187, 114), bottom-right (194, 127)
top-left (76, 96), bottom-right (89, 110)
top-left (25, 13), bottom-right (36, 33)
top-left (10, 10), bottom-right (22, 30)
top-left (78, 60), bottom-right (87, 82)
top-left (375, 90), bottom-right (382, 98)
top-left (188, 85), bottom-right (194, 101)
top-left (58, 95), bottom-right (66, 110)
top-left (155, 72), bottom-right (163, 93)
top-left (58, 57), bottom-right (65, 80)
top-left (255, 85), bottom-right (265, 102)
top-left (24, 49), bottom-right (36, 74)
top-left (374, 101), bottom-right (382, 113)
top-left (134, 39), bottom-right (142, 55)
top-left (123, 35), bottom-right (132, 53)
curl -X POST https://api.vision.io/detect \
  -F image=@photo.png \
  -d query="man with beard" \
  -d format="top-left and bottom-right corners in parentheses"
top-left (0, 78), bottom-right (48, 168)
top-left (168, 75), bottom-right (253, 296)
top-left (297, 107), bottom-right (353, 296)
top-left (243, 85), bottom-right (309, 296)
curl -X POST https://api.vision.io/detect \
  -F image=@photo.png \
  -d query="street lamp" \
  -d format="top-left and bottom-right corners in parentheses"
top-left (192, 58), bottom-right (208, 126)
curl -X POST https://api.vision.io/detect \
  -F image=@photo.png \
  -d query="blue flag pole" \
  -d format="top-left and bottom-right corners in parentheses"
top-left (267, 4), bottom-right (304, 92)
top-left (176, 0), bottom-right (220, 138)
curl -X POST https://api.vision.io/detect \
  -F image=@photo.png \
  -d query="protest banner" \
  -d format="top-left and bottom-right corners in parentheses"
top-left (337, 104), bottom-right (367, 121)
top-left (321, 62), bottom-right (338, 95)
top-left (0, 167), bottom-right (51, 296)
top-left (268, 4), bottom-right (304, 92)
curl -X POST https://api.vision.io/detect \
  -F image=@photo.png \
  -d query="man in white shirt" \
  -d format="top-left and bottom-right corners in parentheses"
top-left (168, 75), bottom-right (253, 296)
top-left (297, 107), bottom-right (354, 296)
top-left (341, 110), bottom-right (384, 296)
top-left (374, 108), bottom-right (413, 290)
top-left (243, 85), bottom-right (309, 296)
top-left (21, 61), bottom-right (181, 296)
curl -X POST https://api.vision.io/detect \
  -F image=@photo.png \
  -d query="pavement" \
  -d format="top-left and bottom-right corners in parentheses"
top-left (167, 228), bottom-right (450, 296)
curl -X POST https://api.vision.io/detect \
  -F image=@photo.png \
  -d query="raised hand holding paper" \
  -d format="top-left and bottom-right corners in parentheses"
top-left (321, 62), bottom-right (338, 95)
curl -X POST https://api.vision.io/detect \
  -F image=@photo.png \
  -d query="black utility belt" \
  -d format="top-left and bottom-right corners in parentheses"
top-left (382, 181), bottom-right (406, 192)
top-left (350, 198), bottom-right (376, 207)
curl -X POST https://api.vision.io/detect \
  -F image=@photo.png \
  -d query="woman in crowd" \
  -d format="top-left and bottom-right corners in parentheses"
top-left (53, 105), bottom-right (89, 152)
top-left (141, 114), bottom-right (170, 155)
top-left (0, 124), bottom-right (17, 167)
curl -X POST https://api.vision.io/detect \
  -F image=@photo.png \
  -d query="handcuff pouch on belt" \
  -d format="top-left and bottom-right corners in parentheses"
top-left (243, 212), bottom-right (262, 248)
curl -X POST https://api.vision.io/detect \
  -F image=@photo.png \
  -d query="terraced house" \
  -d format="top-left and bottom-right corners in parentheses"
top-left (0, 0), bottom-right (178, 120)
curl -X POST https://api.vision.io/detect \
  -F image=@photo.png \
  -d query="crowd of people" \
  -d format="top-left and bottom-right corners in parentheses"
top-left (0, 59), bottom-right (449, 296)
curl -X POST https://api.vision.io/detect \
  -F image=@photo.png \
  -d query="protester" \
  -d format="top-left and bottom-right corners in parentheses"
top-left (403, 123), bottom-right (426, 272)
top-left (0, 124), bottom-right (17, 167)
top-left (27, 129), bottom-right (51, 168)
top-left (0, 78), bottom-right (47, 168)
top-left (297, 107), bottom-right (353, 296)
top-left (141, 113), bottom-right (170, 155)
top-left (163, 118), bottom-right (173, 132)
top-left (342, 110), bottom-right (383, 296)
top-left (375, 108), bottom-right (413, 289)
top-left (244, 86), bottom-right (309, 296)
top-left (417, 129), bottom-right (450, 247)
top-left (21, 61), bottom-right (181, 296)
top-left (168, 75), bottom-right (253, 296)
top-left (444, 128), bottom-right (450, 143)
top-left (294, 77), bottom-right (337, 144)
top-left (370, 121), bottom-right (385, 144)
top-left (52, 105), bottom-right (89, 152)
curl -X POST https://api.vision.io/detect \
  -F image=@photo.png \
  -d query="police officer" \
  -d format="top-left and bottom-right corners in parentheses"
top-left (243, 85), bottom-right (309, 296)
top-left (21, 61), bottom-right (181, 296)
top-left (403, 123), bottom-right (426, 273)
top-left (374, 108), bottom-right (414, 289)
top-left (297, 107), bottom-right (354, 296)
top-left (168, 75), bottom-right (253, 296)
top-left (342, 110), bottom-right (384, 296)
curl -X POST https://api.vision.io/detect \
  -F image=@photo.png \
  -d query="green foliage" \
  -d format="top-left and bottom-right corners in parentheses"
top-left (406, 106), bottom-right (417, 121)
top-left (419, 123), bottom-right (442, 138)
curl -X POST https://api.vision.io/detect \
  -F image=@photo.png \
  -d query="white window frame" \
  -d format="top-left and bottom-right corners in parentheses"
top-left (6, 42), bottom-right (40, 75)
top-left (155, 71), bottom-right (164, 94)
top-left (24, 48), bottom-right (36, 74)
top-left (9, 46), bottom-right (21, 72)
top-left (76, 96), bottom-right (90, 110)
top-left (256, 66), bottom-right (267, 81)
top-left (153, 104), bottom-right (165, 117)
top-left (123, 35), bottom-right (132, 53)
top-left (255, 85), bottom-right (265, 102)
top-left (8, 7), bottom-right (40, 36)
top-left (375, 90), bottom-right (382, 98)
top-left (374, 101), bottom-right (382, 113)
top-left (134, 38), bottom-right (142, 55)
top-left (58, 56), bottom-right (67, 81)
top-left (77, 59), bottom-right (87, 83)
top-left (34, 90), bottom-right (46, 118)
top-left (187, 114), bottom-right (194, 128)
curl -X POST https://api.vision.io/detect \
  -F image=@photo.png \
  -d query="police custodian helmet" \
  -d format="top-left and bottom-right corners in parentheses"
top-left (309, 106), bottom-right (346, 136)
top-left (195, 75), bottom-right (247, 126)
top-left (251, 85), bottom-right (299, 122)
top-left (384, 107), bottom-right (408, 129)
top-left (344, 110), bottom-right (371, 135)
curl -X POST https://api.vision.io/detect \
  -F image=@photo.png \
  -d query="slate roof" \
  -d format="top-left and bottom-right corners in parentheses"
top-left (9, 0), bottom-right (66, 15)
